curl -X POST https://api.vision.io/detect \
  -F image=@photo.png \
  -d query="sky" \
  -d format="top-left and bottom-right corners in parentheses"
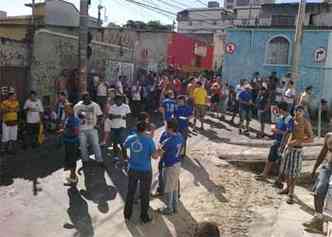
top-left (0, 0), bottom-right (322, 26)
top-left (1, 0), bottom-right (208, 25)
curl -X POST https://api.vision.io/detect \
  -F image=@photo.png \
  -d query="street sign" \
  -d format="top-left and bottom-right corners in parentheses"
top-left (225, 42), bottom-right (236, 54)
top-left (314, 47), bottom-right (327, 63)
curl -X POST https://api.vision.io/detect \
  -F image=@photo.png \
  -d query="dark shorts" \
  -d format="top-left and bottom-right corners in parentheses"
top-left (240, 108), bottom-right (252, 122)
top-left (257, 110), bottom-right (267, 124)
top-left (268, 142), bottom-right (281, 162)
top-left (313, 165), bottom-right (332, 199)
top-left (64, 143), bottom-right (79, 170)
top-left (194, 105), bottom-right (206, 119)
top-left (111, 128), bottom-right (126, 145)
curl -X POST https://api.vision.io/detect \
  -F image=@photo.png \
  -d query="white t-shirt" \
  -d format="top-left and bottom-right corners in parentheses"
top-left (97, 83), bottom-right (108, 97)
top-left (24, 99), bottom-right (44, 124)
top-left (284, 88), bottom-right (296, 104)
top-left (132, 85), bottom-right (141, 101)
top-left (109, 104), bottom-right (131, 129)
top-left (74, 101), bottom-right (103, 130)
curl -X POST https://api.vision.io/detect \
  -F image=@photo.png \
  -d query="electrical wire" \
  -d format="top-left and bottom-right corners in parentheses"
top-left (123, 0), bottom-right (177, 16)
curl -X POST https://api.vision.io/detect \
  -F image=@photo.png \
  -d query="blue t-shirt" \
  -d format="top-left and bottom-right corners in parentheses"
top-left (63, 115), bottom-right (80, 144)
top-left (239, 90), bottom-right (253, 110)
top-left (175, 105), bottom-right (193, 131)
top-left (124, 133), bottom-right (156, 172)
top-left (160, 131), bottom-right (184, 167)
top-left (162, 98), bottom-right (176, 121)
top-left (274, 115), bottom-right (294, 144)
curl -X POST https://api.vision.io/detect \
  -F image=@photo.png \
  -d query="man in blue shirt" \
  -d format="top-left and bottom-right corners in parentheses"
top-left (238, 84), bottom-right (253, 135)
top-left (175, 95), bottom-right (193, 157)
top-left (256, 102), bottom-right (293, 180)
top-left (123, 121), bottom-right (158, 223)
top-left (159, 119), bottom-right (184, 215)
top-left (160, 90), bottom-right (176, 123)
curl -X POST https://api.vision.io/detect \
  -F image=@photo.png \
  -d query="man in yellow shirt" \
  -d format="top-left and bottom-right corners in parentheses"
top-left (1, 91), bottom-right (20, 153)
top-left (193, 81), bottom-right (208, 130)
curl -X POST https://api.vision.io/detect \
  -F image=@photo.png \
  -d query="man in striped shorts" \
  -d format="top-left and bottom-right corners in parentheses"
top-left (279, 105), bottom-right (314, 204)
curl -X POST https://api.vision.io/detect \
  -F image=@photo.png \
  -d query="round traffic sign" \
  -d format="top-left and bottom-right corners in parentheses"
top-left (225, 42), bottom-right (236, 54)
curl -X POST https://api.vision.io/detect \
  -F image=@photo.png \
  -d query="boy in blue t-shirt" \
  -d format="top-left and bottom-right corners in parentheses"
top-left (158, 119), bottom-right (184, 215)
top-left (175, 95), bottom-right (193, 157)
top-left (160, 90), bottom-right (176, 123)
top-left (62, 103), bottom-right (80, 186)
top-left (256, 102), bottom-right (293, 180)
top-left (238, 84), bottom-right (253, 135)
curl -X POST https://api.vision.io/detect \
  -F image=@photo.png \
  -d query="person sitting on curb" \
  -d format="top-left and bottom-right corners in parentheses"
top-left (303, 133), bottom-right (332, 232)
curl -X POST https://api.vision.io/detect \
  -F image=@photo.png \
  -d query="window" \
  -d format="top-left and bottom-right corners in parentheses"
top-left (265, 36), bottom-right (290, 65)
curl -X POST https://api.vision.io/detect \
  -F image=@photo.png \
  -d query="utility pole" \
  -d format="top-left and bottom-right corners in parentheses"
top-left (79, 0), bottom-right (90, 95)
top-left (291, 0), bottom-right (306, 83)
top-left (97, 4), bottom-right (104, 26)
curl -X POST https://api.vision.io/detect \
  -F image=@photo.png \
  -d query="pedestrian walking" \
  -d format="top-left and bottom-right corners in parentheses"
top-left (158, 119), bottom-right (184, 215)
top-left (279, 105), bottom-right (314, 204)
top-left (284, 80), bottom-right (296, 114)
top-left (96, 77), bottom-right (108, 111)
top-left (62, 103), bottom-right (80, 186)
top-left (23, 91), bottom-right (44, 149)
top-left (123, 121), bottom-right (158, 224)
top-left (1, 89), bottom-right (19, 153)
top-left (74, 92), bottom-right (103, 165)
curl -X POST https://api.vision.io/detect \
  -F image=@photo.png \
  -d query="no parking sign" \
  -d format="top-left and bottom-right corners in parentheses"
top-left (225, 42), bottom-right (236, 54)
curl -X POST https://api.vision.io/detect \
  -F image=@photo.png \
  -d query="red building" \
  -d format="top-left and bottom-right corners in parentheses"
top-left (167, 33), bottom-right (214, 72)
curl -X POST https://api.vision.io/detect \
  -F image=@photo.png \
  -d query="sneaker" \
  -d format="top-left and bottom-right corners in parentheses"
top-left (159, 208), bottom-right (174, 216)
top-left (151, 191), bottom-right (163, 198)
top-left (286, 195), bottom-right (295, 205)
top-left (303, 216), bottom-right (324, 231)
top-left (273, 180), bottom-right (283, 189)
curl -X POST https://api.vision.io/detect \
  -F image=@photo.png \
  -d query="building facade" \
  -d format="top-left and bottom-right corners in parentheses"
top-left (222, 27), bottom-right (332, 103)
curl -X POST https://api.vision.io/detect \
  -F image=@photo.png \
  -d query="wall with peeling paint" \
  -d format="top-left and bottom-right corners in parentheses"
top-left (0, 38), bottom-right (28, 67)
top-left (31, 29), bottom-right (133, 103)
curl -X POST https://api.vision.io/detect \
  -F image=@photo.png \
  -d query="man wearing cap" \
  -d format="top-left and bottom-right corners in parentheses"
top-left (1, 90), bottom-right (19, 153)
top-left (279, 105), bottom-right (314, 204)
top-left (74, 92), bottom-right (103, 164)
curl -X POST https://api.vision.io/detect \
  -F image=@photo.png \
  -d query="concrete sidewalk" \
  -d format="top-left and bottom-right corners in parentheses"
top-left (249, 185), bottom-right (324, 237)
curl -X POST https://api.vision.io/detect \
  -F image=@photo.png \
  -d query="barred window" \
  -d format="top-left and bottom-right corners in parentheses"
top-left (265, 36), bottom-right (290, 65)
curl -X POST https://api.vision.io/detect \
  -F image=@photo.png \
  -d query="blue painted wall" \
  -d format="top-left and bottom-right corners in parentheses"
top-left (223, 28), bottom-right (331, 98)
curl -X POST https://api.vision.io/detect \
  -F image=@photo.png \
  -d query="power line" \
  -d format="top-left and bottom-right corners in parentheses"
top-left (154, 0), bottom-right (184, 10)
top-left (195, 0), bottom-right (208, 7)
top-left (123, 0), bottom-right (177, 16)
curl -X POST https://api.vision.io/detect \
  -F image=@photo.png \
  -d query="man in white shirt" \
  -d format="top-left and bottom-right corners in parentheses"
top-left (109, 94), bottom-right (131, 160)
top-left (74, 92), bottom-right (103, 164)
top-left (96, 77), bottom-right (108, 111)
top-left (23, 91), bottom-right (44, 148)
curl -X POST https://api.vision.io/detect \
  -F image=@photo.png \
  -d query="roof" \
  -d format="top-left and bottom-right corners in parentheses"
top-left (178, 7), bottom-right (230, 14)
top-left (262, 2), bottom-right (329, 7)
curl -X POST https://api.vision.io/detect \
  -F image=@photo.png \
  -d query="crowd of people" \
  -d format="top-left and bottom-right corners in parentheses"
top-left (0, 69), bottom-right (331, 235)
